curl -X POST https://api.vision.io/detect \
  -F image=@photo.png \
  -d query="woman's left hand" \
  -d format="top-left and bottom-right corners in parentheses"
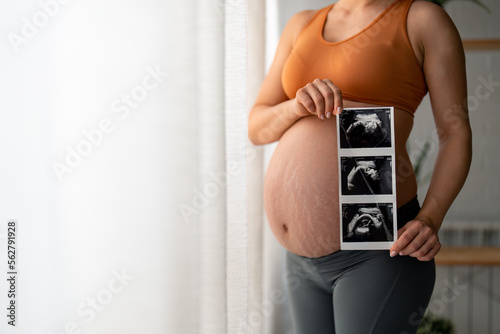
top-left (390, 219), bottom-right (441, 261)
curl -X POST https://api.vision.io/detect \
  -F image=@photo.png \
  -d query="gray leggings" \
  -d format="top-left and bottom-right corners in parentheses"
top-left (285, 197), bottom-right (435, 334)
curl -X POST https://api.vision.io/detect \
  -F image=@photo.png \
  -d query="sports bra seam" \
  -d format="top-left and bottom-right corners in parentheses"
top-left (318, 0), bottom-right (403, 46)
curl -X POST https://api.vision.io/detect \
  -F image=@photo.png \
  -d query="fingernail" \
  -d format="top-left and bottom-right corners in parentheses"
top-left (399, 252), bottom-right (404, 256)
top-left (390, 251), bottom-right (397, 257)
top-left (320, 115), bottom-right (325, 120)
top-left (337, 106), bottom-right (343, 114)
top-left (326, 112), bottom-right (332, 118)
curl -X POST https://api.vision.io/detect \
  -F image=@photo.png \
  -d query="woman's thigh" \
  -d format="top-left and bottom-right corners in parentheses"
top-left (333, 252), bottom-right (435, 334)
top-left (285, 250), bottom-right (336, 334)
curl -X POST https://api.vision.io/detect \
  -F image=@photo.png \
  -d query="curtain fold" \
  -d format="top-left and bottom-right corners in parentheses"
top-left (0, 0), bottom-right (261, 333)
top-left (247, 0), bottom-right (267, 333)
top-left (196, 1), bottom-right (228, 333)
top-left (225, 1), bottom-right (250, 333)
top-left (196, 0), bottom-right (252, 333)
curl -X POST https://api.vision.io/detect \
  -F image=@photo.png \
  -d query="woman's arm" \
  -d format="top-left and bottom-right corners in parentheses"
top-left (248, 10), bottom-right (343, 145)
top-left (390, 2), bottom-right (472, 261)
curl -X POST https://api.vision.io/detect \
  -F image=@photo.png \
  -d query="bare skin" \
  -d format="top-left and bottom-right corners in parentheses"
top-left (248, 0), bottom-right (472, 260)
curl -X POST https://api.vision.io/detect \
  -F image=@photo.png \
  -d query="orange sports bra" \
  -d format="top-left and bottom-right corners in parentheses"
top-left (281, 0), bottom-right (428, 116)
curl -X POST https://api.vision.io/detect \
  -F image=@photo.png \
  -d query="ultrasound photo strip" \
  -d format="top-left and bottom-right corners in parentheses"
top-left (337, 107), bottom-right (397, 250)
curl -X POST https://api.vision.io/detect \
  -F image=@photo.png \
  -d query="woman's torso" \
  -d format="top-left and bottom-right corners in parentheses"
top-left (264, 0), bottom-right (427, 258)
top-left (264, 102), bottom-right (416, 257)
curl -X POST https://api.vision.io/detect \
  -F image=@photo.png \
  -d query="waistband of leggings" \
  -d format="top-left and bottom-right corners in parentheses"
top-left (397, 195), bottom-right (421, 230)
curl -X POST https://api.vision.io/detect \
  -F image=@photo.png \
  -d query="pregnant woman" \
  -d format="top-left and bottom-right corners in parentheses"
top-left (248, 0), bottom-right (472, 333)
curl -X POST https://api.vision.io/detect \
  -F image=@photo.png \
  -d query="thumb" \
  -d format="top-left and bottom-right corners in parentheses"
top-left (292, 97), bottom-right (310, 117)
top-left (390, 222), bottom-right (413, 257)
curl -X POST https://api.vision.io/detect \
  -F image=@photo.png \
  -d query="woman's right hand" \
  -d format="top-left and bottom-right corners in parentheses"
top-left (292, 78), bottom-right (343, 120)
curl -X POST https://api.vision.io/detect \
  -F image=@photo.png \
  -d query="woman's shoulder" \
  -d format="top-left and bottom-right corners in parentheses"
top-left (407, 0), bottom-right (462, 50)
top-left (289, 8), bottom-right (318, 23)
top-left (283, 8), bottom-right (325, 46)
top-left (408, 0), bottom-right (458, 32)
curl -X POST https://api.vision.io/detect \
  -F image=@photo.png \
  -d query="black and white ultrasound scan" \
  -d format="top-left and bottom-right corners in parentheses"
top-left (340, 156), bottom-right (393, 196)
top-left (342, 203), bottom-right (394, 243)
top-left (339, 108), bottom-right (392, 149)
top-left (337, 107), bottom-right (397, 250)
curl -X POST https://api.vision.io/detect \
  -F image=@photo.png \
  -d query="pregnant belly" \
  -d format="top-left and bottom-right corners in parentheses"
top-left (264, 115), bottom-right (340, 257)
top-left (264, 103), bottom-right (418, 257)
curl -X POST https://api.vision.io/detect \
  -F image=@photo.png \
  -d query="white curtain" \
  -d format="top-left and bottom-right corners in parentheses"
top-left (0, 0), bottom-right (261, 333)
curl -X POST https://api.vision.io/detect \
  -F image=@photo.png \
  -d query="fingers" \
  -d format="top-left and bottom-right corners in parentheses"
top-left (397, 224), bottom-right (407, 238)
top-left (295, 79), bottom-right (343, 120)
top-left (416, 242), bottom-right (441, 262)
top-left (390, 220), bottom-right (440, 261)
top-left (315, 79), bottom-right (334, 119)
top-left (295, 87), bottom-right (316, 116)
top-left (412, 238), bottom-right (441, 261)
top-left (391, 221), bottom-right (419, 256)
top-left (324, 79), bottom-right (343, 115)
